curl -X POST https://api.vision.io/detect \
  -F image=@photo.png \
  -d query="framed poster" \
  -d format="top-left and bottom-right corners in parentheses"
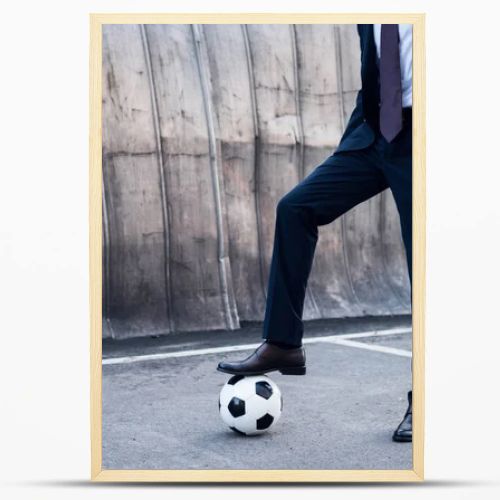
top-left (89, 12), bottom-right (425, 482)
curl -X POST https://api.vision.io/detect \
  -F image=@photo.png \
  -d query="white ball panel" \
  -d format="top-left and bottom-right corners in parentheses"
top-left (231, 377), bottom-right (257, 400)
top-left (266, 397), bottom-right (282, 419)
top-left (232, 411), bottom-right (258, 435)
top-left (244, 393), bottom-right (269, 420)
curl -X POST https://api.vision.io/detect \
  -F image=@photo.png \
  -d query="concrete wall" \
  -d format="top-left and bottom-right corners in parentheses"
top-left (102, 24), bottom-right (411, 339)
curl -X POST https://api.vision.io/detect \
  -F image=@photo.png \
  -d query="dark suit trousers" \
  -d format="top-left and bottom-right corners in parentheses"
top-left (262, 130), bottom-right (412, 345)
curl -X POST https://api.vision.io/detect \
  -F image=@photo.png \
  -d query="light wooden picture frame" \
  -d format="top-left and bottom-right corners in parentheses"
top-left (90, 12), bottom-right (425, 482)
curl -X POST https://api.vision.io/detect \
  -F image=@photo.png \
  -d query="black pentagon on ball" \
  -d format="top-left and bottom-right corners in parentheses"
top-left (228, 396), bottom-right (246, 417)
top-left (256, 413), bottom-right (274, 430)
top-left (255, 381), bottom-right (273, 400)
top-left (227, 375), bottom-right (245, 385)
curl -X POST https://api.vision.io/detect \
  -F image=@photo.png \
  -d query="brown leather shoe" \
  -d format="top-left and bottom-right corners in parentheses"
top-left (392, 391), bottom-right (412, 442)
top-left (217, 342), bottom-right (306, 376)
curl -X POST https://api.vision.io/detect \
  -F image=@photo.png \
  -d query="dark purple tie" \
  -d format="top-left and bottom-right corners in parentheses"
top-left (379, 24), bottom-right (403, 142)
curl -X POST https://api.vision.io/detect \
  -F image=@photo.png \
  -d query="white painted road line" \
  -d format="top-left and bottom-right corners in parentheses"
top-left (103, 326), bottom-right (412, 366)
top-left (324, 338), bottom-right (412, 358)
top-left (302, 326), bottom-right (411, 343)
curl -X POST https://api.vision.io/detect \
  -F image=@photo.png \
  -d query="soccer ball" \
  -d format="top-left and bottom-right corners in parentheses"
top-left (219, 375), bottom-right (283, 436)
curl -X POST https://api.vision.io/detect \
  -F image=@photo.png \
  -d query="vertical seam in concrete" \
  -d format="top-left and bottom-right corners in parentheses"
top-left (291, 24), bottom-right (321, 319)
top-left (101, 164), bottom-right (115, 339)
top-left (379, 191), bottom-right (407, 308)
top-left (192, 24), bottom-right (239, 330)
top-left (291, 25), bottom-right (306, 181)
top-left (140, 25), bottom-right (175, 334)
top-left (242, 24), bottom-right (267, 302)
top-left (334, 25), bottom-right (363, 313)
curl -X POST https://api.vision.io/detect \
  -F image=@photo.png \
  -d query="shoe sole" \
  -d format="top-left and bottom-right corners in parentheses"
top-left (217, 365), bottom-right (306, 376)
top-left (392, 435), bottom-right (412, 443)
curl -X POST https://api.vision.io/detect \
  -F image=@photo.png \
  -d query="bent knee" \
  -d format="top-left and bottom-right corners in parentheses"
top-left (276, 188), bottom-right (317, 225)
top-left (276, 190), bottom-right (301, 216)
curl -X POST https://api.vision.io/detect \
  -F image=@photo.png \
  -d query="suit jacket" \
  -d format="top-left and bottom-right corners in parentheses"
top-left (335, 24), bottom-right (412, 158)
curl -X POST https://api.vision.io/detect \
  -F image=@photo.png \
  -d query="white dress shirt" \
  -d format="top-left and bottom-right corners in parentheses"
top-left (373, 24), bottom-right (413, 108)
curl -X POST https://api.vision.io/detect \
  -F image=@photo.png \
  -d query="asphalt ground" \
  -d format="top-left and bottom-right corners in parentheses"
top-left (102, 315), bottom-right (412, 470)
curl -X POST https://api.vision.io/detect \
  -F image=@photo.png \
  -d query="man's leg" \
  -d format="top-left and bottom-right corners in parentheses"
top-left (217, 148), bottom-right (389, 376)
top-left (381, 148), bottom-right (413, 442)
top-left (382, 153), bottom-right (412, 282)
top-left (262, 150), bottom-right (388, 346)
